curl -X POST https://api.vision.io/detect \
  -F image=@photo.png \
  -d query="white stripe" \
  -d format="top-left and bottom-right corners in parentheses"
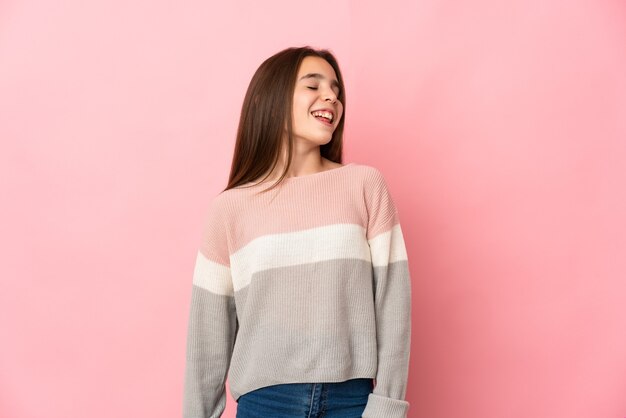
top-left (230, 224), bottom-right (369, 292)
top-left (229, 223), bottom-right (407, 292)
top-left (192, 250), bottom-right (234, 296)
top-left (368, 223), bottom-right (408, 267)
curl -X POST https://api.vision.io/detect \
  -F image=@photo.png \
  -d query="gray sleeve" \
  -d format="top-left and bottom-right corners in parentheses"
top-left (362, 170), bottom-right (412, 418)
top-left (182, 196), bottom-right (237, 418)
top-left (182, 280), bottom-right (237, 418)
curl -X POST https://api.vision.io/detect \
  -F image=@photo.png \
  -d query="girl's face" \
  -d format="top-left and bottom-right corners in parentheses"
top-left (289, 56), bottom-right (343, 146)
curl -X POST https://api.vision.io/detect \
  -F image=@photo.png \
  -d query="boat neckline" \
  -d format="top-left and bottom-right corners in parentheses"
top-left (241, 162), bottom-right (355, 186)
top-left (279, 162), bottom-right (355, 181)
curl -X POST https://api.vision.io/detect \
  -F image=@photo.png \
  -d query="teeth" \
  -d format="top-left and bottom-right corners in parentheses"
top-left (311, 111), bottom-right (333, 122)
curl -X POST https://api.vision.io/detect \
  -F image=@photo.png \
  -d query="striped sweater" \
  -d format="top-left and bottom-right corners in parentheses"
top-left (182, 162), bottom-right (412, 418)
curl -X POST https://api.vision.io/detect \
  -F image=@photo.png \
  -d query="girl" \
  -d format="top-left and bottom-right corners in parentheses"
top-left (182, 46), bottom-right (412, 418)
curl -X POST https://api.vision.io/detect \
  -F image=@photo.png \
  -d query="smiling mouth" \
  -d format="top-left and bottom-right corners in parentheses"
top-left (311, 110), bottom-right (334, 124)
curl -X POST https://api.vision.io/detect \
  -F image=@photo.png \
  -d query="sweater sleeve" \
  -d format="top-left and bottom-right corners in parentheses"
top-left (362, 169), bottom-right (412, 418)
top-left (182, 196), bottom-right (238, 418)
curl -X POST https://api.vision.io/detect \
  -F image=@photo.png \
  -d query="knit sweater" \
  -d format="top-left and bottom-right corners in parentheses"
top-left (182, 162), bottom-right (412, 418)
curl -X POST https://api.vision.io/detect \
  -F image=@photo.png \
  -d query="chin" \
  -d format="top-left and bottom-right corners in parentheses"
top-left (296, 131), bottom-right (334, 144)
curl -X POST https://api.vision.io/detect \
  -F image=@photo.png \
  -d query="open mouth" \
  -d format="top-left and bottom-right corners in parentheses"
top-left (311, 110), bottom-right (334, 125)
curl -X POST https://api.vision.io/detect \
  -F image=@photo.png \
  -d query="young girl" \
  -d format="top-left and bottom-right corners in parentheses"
top-left (182, 46), bottom-right (412, 418)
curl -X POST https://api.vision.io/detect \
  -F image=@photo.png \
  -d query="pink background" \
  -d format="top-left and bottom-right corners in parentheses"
top-left (1, 0), bottom-right (625, 417)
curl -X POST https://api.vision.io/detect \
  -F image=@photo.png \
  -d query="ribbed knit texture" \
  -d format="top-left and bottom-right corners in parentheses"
top-left (182, 163), bottom-right (412, 418)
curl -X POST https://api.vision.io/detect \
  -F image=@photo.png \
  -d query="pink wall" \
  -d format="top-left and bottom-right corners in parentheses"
top-left (1, 0), bottom-right (625, 417)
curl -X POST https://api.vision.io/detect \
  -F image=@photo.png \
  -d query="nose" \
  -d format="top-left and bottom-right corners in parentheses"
top-left (324, 92), bottom-right (337, 103)
top-left (323, 86), bottom-right (338, 103)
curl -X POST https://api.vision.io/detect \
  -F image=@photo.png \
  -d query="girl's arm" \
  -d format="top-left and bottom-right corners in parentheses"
top-left (362, 168), bottom-right (412, 418)
top-left (182, 197), bottom-right (237, 418)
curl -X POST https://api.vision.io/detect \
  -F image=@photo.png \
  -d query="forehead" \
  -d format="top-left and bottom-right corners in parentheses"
top-left (297, 56), bottom-right (337, 79)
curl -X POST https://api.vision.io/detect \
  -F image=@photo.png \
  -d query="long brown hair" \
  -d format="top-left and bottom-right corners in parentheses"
top-left (223, 46), bottom-right (346, 193)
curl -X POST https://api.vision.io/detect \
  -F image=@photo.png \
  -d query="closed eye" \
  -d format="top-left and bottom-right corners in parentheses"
top-left (307, 86), bottom-right (318, 90)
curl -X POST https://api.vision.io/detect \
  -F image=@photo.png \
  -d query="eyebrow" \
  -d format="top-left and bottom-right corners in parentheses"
top-left (298, 73), bottom-right (340, 91)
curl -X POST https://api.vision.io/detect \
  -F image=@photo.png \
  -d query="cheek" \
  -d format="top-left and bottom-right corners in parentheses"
top-left (293, 97), bottom-right (311, 116)
top-left (291, 98), bottom-right (303, 115)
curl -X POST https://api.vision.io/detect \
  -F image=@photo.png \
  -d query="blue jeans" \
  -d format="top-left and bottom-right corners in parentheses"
top-left (236, 378), bottom-right (374, 418)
